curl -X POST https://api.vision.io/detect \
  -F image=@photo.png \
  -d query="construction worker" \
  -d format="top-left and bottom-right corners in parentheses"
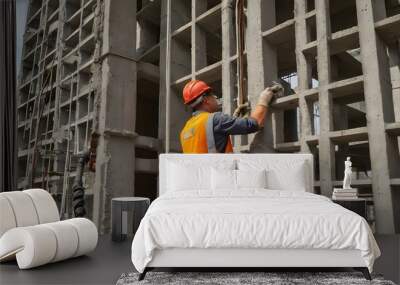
top-left (180, 80), bottom-right (282, 153)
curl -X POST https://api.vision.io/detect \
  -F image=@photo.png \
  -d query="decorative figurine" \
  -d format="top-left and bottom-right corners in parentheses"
top-left (333, 157), bottom-right (358, 199)
top-left (343, 157), bottom-right (352, 189)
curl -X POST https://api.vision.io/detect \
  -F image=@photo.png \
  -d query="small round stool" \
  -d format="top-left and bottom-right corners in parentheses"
top-left (111, 197), bottom-right (150, 242)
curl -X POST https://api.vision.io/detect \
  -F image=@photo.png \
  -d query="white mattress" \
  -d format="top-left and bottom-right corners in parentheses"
top-left (131, 190), bottom-right (380, 273)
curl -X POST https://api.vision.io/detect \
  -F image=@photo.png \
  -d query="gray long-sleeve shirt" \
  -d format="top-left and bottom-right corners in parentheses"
top-left (193, 111), bottom-right (260, 153)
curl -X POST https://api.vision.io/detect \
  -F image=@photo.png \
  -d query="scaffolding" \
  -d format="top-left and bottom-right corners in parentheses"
top-left (17, 0), bottom-right (97, 217)
top-left (17, 0), bottom-right (400, 234)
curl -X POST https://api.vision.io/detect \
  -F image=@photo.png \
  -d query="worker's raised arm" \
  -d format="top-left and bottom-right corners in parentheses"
top-left (212, 112), bottom-right (259, 136)
top-left (250, 105), bottom-right (268, 128)
top-left (249, 87), bottom-right (274, 128)
top-left (250, 83), bottom-right (284, 127)
top-left (213, 85), bottom-right (283, 135)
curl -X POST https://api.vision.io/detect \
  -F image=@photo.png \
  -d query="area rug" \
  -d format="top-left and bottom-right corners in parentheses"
top-left (116, 271), bottom-right (395, 285)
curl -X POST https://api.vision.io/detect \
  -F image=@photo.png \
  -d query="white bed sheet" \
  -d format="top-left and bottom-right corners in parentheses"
top-left (131, 190), bottom-right (380, 273)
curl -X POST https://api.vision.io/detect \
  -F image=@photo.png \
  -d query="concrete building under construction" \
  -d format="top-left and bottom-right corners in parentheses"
top-left (17, 0), bottom-right (400, 234)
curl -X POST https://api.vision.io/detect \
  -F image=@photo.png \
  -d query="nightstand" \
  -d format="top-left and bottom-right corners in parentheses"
top-left (332, 198), bottom-right (375, 232)
top-left (111, 197), bottom-right (150, 242)
top-left (333, 199), bottom-right (368, 219)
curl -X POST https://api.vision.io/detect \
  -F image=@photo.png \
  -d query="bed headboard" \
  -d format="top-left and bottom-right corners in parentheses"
top-left (158, 153), bottom-right (314, 197)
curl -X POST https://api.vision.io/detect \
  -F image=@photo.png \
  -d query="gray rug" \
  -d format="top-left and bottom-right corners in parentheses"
top-left (116, 271), bottom-right (396, 285)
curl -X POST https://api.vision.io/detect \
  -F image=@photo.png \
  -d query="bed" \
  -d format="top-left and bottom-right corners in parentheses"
top-left (131, 154), bottom-right (380, 280)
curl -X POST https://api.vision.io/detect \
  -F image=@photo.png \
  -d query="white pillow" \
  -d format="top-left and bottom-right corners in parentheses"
top-left (236, 169), bottom-right (267, 189)
top-left (268, 161), bottom-right (307, 191)
top-left (211, 168), bottom-right (267, 190)
top-left (167, 162), bottom-right (209, 191)
top-left (211, 168), bottom-right (236, 190)
top-left (167, 160), bottom-right (235, 192)
top-left (238, 160), bottom-right (308, 191)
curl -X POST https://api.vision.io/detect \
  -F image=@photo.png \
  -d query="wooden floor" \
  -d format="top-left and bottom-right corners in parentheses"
top-left (0, 235), bottom-right (398, 284)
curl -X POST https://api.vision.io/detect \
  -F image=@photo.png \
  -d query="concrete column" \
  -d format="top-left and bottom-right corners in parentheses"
top-left (316, 0), bottom-right (335, 197)
top-left (92, 0), bottom-right (138, 234)
top-left (246, 0), bottom-right (277, 153)
top-left (159, 0), bottom-right (192, 153)
top-left (158, 0), bottom-right (168, 150)
top-left (294, 0), bottom-right (313, 153)
top-left (221, 0), bottom-right (235, 117)
top-left (356, 0), bottom-right (399, 233)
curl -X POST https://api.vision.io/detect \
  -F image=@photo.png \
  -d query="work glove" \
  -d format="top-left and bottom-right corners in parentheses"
top-left (256, 82), bottom-right (284, 107)
top-left (233, 102), bottom-right (250, 118)
top-left (270, 81), bottom-right (284, 97)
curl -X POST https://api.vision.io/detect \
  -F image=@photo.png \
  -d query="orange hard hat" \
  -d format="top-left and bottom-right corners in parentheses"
top-left (182, 80), bottom-right (212, 105)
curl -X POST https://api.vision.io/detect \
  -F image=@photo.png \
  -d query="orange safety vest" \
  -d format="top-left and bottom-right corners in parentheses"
top-left (180, 112), bottom-right (233, 153)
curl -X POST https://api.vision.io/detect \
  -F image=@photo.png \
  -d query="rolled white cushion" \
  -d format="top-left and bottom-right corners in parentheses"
top-left (0, 191), bottom-right (39, 227)
top-left (0, 196), bottom-right (17, 237)
top-left (0, 218), bottom-right (98, 269)
top-left (65, 218), bottom-right (98, 257)
top-left (0, 226), bottom-right (57, 269)
top-left (23, 189), bottom-right (59, 224)
top-left (42, 221), bottom-right (79, 262)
